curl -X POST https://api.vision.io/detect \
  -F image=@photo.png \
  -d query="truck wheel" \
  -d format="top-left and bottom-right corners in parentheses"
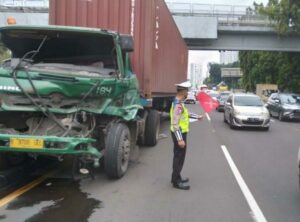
top-left (105, 123), bottom-right (131, 179)
top-left (144, 110), bottom-right (160, 147)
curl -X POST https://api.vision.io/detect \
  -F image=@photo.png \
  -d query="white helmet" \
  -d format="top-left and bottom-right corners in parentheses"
top-left (175, 81), bottom-right (191, 89)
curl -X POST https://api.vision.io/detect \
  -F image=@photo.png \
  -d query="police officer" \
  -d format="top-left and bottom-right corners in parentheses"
top-left (170, 81), bottom-right (202, 190)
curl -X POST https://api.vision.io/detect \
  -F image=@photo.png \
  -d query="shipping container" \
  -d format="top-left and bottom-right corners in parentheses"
top-left (49, 0), bottom-right (188, 97)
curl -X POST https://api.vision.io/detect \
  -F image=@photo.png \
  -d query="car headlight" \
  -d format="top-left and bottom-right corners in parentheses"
top-left (262, 112), bottom-right (270, 117)
top-left (234, 110), bottom-right (241, 115)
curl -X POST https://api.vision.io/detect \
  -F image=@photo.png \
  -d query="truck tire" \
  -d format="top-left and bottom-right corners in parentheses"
top-left (144, 110), bottom-right (160, 147)
top-left (105, 123), bottom-right (131, 179)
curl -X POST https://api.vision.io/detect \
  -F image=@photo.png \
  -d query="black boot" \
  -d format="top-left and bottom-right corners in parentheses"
top-left (173, 182), bottom-right (190, 190)
top-left (180, 177), bottom-right (189, 183)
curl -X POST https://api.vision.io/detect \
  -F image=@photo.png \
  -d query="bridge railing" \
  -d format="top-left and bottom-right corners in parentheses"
top-left (166, 2), bottom-right (272, 27)
top-left (166, 2), bottom-right (249, 16)
top-left (0, 0), bottom-right (48, 7)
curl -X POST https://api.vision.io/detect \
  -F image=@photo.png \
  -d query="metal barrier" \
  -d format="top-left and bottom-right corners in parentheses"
top-left (166, 2), bottom-right (271, 27)
top-left (0, 0), bottom-right (48, 7)
top-left (165, 2), bottom-right (250, 16)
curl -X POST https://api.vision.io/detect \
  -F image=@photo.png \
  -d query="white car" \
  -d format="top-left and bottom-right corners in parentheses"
top-left (224, 93), bottom-right (270, 130)
top-left (185, 92), bottom-right (196, 104)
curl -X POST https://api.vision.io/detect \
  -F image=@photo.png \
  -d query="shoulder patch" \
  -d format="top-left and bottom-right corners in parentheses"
top-left (175, 104), bottom-right (183, 115)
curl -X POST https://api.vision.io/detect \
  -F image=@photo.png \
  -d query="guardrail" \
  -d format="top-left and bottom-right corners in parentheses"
top-left (0, 0), bottom-right (48, 7)
top-left (166, 2), bottom-right (272, 27)
top-left (165, 2), bottom-right (250, 16)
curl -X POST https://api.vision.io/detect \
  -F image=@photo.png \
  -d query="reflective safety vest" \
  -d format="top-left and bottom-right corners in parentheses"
top-left (170, 102), bottom-right (189, 133)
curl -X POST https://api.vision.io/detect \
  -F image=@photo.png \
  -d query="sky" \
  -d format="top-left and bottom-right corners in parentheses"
top-left (167, 0), bottom-right (269, 81)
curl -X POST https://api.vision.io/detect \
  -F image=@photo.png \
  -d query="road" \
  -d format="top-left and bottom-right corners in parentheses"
top-left (0, 104), bottom-right (299, 222)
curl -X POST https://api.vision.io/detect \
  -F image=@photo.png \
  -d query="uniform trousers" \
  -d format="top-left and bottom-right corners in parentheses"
top-left (171, 132), bottom-right (187, 184)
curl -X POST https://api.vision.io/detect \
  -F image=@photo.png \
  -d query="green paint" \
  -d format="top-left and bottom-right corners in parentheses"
top-left (0, 25), bottom-right (143, 157)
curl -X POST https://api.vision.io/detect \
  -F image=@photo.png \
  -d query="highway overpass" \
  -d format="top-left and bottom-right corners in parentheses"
top-left (1, 0), bottom-right (300, 52)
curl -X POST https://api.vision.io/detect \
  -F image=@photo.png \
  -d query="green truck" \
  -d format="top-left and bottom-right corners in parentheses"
top-left (0, 25), bottom-right (165, 178)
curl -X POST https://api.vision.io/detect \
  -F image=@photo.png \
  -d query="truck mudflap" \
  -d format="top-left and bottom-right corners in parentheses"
top-left (0, 134), bottom-right (102, 158)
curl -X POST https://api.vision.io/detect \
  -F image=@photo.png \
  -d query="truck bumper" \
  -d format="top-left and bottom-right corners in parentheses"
top-left (0, 134), bottom-right (102, 158)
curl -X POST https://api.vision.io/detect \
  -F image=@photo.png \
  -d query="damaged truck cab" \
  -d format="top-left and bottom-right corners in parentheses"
top-left (0, 25), bottom-right (158, 178)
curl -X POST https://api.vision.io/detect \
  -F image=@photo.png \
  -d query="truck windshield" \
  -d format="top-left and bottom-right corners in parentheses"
top-left (0, 28), bottom-right (118, 77)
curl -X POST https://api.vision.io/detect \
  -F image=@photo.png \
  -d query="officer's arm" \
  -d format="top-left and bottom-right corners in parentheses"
top-left (171, 104), bottom-right (183, 141)
top-left (189, 112), bottom-right (203, 120)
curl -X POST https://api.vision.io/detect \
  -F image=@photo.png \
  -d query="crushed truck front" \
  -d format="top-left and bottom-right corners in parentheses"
top-left (0, 25), bottom-right (141, 164)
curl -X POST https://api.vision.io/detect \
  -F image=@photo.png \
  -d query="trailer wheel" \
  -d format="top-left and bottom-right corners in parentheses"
top-left (105, 123), bottom-right (131, 179)
top-left (144, 110), bottom-right (160, 147)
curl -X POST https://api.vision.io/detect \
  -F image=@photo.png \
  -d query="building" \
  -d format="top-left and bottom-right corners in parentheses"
top-left (189, 63), bottom-right (202, 90)
top-left (220, 51), bottom-right (239, 64)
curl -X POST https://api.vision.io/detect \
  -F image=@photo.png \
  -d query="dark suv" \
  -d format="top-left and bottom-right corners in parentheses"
top-left (267, 93), bottom-right (300, 121)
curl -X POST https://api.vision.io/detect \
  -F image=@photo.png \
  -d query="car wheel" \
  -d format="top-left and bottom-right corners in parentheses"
top-left (223, 114), bottom-right (227, 123)
top-left (229, 116), bottom-right (235, 129)
top-left (278, 111), bottom-right (284, 121)
top-left (269, 110), bottom-right (272, 117)
top-left (262, 127), bottom-right (269, 131)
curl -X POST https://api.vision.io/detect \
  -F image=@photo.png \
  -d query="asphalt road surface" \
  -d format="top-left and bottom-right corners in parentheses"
top-left (0, 104), bottom-right (300, 222)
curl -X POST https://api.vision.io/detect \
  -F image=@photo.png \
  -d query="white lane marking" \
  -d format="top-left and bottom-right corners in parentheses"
top-left (221, 145), bottom-right (267, 222)
top-left (205, 113), bottom-right (211, 122)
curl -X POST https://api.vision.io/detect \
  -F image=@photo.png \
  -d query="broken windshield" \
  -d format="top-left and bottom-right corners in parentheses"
top-left (0, 27), bottom-right (118, 77)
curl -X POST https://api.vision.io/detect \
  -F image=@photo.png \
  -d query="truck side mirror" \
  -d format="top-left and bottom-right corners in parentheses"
top-left (120, 35), bottom-right (134, 52)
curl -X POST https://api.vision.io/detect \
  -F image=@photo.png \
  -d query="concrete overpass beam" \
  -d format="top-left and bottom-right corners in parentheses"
top-left (173, 15), bottom-right (218, 39)
top-left (187, 31), bottom-right (300, 52)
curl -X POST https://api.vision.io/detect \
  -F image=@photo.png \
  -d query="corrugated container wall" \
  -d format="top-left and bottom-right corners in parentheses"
top-left (49, 0), bottom-right (188, 97)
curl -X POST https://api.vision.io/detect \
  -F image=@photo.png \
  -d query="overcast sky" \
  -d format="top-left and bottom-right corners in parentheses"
top-left (169, 0), bottom-right (270, 80)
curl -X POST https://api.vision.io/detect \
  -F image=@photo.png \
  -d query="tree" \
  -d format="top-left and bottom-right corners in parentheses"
top-left (208, 63), bottom-right (222, 85)
top-left (205, 62), bottom-right (241, 89)
top-left (0, 45), bottom-right (10, 62)
top-left (258, 0), bottom-right (300, 35)
top-left (239, 0), bottom-right (300, 93)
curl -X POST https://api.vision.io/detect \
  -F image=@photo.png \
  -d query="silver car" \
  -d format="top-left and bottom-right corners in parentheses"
top-left (224, 94), bottom-right (270, 130)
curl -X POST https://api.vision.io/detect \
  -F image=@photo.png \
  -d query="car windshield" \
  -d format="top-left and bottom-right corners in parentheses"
top-left (234, 96), bottom-right (263, 107)
top-left (219, 95), bottom-right (229, 101)
top-left (280, 94), bottom-right (299, 104)
top-left (209, 93), bottom-right (219, 98)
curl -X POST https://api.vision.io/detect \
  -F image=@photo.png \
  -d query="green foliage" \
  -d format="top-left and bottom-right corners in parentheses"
top-left (239, 1), bottom-right (300, 93)
top-left (205, 62), bottom-right (241, 89)
top-left (258, 0), bottom-right (300, 35)
top-left (240, 51), bottom-right (300, 93)
top-left (207, 63), bottom-right (222, 84)
top-left (0, 45), bottom-right (10, 62)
